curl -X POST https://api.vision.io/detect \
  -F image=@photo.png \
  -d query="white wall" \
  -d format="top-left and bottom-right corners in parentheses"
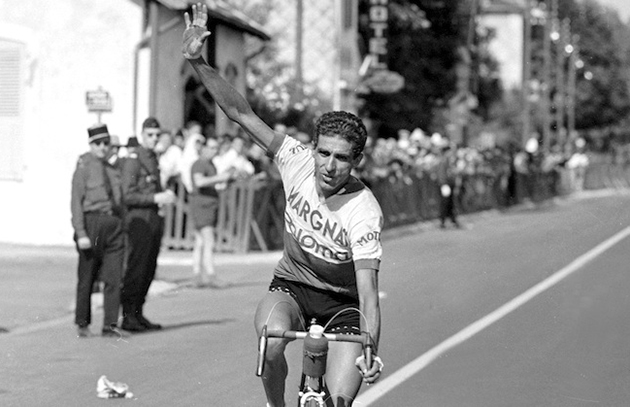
top-left (0, 0), bottom-right (142, 245)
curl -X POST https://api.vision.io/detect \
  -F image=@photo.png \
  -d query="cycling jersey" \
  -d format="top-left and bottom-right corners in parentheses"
top-left (268, 135), bottom-right (383, 300)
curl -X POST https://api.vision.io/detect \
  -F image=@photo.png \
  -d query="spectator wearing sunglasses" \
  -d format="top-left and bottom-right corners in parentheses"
top-left (70, 124), bottom-right (126, 338)
top-left (120, 117), bottom-right (176, 332)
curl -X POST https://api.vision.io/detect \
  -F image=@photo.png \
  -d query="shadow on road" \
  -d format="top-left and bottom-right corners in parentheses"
top-left (159, 318), bottom-right (236, 332)
top-left (171, 279), bottom-right (269, 290)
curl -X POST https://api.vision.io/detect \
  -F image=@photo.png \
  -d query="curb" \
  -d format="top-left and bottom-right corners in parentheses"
top-left (157, 250), bottom-right (283, 267)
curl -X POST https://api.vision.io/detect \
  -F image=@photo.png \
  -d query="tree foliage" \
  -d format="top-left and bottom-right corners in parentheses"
top-left (357, 0), bottom-right (505, 141)
top-left (235, 0), bottom-right (630, 143)
top-left (234, 0), bottom-right (325, 131)
top-left (559, 0), bottom-right (630, 130)
top-left (237, 0), bottom-right (504, 139)
top-left (358, 0), bottom-right (460, 137)
top-left (358, 0), bottom-right (630, 143)
top-left (517, 0), bottom-right (630, 138)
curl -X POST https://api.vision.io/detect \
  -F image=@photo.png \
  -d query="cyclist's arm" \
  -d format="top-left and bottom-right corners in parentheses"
top-left (187, 58), bottom-right (278, 152)
top-left (356, 267), bottom-right (381, 382)
top-left (183, 5), bottom-right (279, 151)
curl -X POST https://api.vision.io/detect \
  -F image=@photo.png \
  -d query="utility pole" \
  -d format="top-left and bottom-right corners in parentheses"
top-left (149, 0), bottom-right (160, 117)
top-left (460, 0), bottom-right (479, 148)
top-left (522, 0), bottom-right (533, 147)
top-left (566, 35), bottom-right (579, 148)
top-left (294, 0), bottom-right (304, 105)
top-left (541, 0), bottom-right (555, 151)
top-left (334, 0), bottom-right (360, 112)
top-left (554, 18), bottom-right (570, 148)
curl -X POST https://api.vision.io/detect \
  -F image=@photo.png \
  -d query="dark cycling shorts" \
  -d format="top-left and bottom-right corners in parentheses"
top-left (269, 277), bottom-right (361, 335)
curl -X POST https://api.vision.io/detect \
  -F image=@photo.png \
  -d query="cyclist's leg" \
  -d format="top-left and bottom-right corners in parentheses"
top-left (254, 290), bottom-right (302, 407)
top-left (324, 341), bottom-right (363, 406)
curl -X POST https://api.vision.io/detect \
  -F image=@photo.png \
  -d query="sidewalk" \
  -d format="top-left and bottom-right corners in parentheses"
top-left (0, 242), bottom-right (282, 288)
top-left (0, 243), bottom-right (282, 336)
top-left (0, 242), bottom-right (283, 267)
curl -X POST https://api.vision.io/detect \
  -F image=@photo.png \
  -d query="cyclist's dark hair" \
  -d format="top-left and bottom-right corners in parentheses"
top-left (314, 111), bottom-right (367, 159)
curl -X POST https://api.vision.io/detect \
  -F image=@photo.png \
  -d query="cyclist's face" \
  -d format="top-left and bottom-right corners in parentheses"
top-left (313, 134), bottom-right (362, 198)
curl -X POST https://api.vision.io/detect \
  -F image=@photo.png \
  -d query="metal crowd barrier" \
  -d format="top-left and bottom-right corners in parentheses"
top-left (162, 176), bottom-right (285, 253)
top-left (367, 168), bottom-right (563, 229)
top-left (162, 166), bottom-right (595, 253)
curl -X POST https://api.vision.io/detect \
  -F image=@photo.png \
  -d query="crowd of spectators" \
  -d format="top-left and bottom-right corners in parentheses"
top-left (149, 120), bottom-right (278, 194)
top-left (155, 122), bottom-right (591, 208)
top-left (355, 129), bottom-right (514, 186)
top-left (153, 121), bottom-right (591, 241)
top-left (352, 127), bottom-right (590, 198)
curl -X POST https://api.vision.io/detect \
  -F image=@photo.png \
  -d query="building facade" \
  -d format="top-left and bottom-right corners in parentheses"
top-left (0, 0), bottom-right (267, 245)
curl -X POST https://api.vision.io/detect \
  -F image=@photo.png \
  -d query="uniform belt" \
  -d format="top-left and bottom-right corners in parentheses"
top-left (128, 206), bottom-right (159, 212)
top-left (85, 210), bottom-right (115, 216)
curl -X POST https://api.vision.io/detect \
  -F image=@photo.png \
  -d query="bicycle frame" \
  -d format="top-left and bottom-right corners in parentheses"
top-left (256, 323), bottom-right (373, 407)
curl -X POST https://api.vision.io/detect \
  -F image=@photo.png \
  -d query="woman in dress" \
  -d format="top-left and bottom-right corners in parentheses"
top-left (189, 137), bottom-right (235, 288)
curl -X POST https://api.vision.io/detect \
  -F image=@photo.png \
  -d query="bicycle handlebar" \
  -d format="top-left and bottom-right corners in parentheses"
top-left (266, 329), bottom-right (368, 344)
top-left (256, 325), bottom-right (374, 377)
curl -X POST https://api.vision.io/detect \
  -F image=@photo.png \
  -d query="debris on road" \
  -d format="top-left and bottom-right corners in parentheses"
top-left (96, 375), bottom-right (134, 399)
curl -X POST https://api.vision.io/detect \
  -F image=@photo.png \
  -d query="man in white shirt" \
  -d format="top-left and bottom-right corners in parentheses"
top-left (156, 131), bottom-right (183, 189)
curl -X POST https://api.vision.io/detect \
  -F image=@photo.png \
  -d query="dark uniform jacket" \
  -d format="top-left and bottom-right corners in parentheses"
top-left (121, 146), bottom-right (162, 210)
top-left (436, 153), bottom-right (457, 187)
top-left (71, 152), bottom-right (122, 239)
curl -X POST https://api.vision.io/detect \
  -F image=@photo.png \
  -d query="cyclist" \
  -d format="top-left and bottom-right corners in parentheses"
top-left (183, 4), bottom-right (384, 406)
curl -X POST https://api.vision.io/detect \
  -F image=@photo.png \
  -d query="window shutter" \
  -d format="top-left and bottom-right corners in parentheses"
top-left (0, 40), bottom-right (24, 180)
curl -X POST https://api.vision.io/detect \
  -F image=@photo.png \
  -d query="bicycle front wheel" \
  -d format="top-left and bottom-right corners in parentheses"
top-left (301, 396), bottom-right (324, 407)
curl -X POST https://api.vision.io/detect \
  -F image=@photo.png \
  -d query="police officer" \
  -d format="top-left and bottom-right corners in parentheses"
top-left (71, 124), bottom-right (125, 338)
top-left (121, 117), bottom-right (176, 332)
top-left (436, 143), bottom-right (461, 229)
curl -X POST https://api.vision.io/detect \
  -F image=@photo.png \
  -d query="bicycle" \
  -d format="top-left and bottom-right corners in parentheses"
top-left (256, 313), bottom-right (375, 407)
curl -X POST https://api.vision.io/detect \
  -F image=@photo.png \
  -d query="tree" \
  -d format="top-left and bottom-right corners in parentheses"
top-left (525, 0), bottom-right (630, 135)
top-left (231, 0), bottom-right (330, 131)
top-left (358, 0), bottom-right (456, 136)
top-left (357, 0), bottom-right (504, 142)
top-left (564, 0), bottom-right (630, 130)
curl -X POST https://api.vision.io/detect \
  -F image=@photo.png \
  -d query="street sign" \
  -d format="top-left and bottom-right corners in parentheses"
top-left (360, 69), bottom-right (405, 94)
top-left (86, 88), bottom-right (112, 112)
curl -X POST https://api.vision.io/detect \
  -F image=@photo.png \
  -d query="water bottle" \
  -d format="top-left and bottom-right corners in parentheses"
top-left (303, 324), bottom-right (328, 378)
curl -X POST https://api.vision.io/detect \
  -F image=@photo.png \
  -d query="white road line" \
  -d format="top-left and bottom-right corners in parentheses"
top-left (355, 225), bottom-right (630, 406)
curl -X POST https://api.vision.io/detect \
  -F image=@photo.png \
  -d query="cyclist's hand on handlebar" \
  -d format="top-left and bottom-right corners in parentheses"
top-left (355, 355), bottom-right (384, 384)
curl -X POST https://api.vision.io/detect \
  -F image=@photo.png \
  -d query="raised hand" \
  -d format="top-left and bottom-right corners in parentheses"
top-left (183, 3), bottom-right (212, 59)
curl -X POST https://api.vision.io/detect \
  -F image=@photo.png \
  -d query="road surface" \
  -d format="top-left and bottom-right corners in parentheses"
top-left (1, 190), bottom-right (629, 406)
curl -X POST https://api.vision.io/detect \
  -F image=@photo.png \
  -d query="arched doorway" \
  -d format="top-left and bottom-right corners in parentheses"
top-left (184, 75), bottom-right (216, 135)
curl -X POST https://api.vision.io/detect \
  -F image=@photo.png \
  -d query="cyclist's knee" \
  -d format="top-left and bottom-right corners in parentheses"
top-left (254, 292), bottom-right (300, 334)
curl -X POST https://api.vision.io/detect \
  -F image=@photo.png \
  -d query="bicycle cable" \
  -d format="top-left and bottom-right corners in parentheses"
top-left (322, 307), bottom-right (371, 337)
top-left (264, 300), bottom-right (307, 331)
